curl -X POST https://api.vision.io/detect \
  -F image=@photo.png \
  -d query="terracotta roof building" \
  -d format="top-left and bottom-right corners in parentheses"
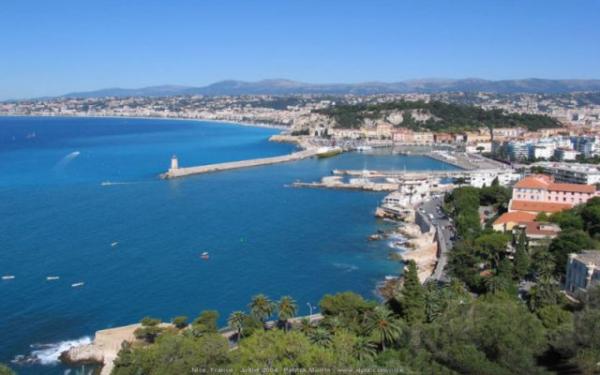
top-left (492, 211), bottom-right (538, 232)
top-left (510, 174), bottom-right (598, 213)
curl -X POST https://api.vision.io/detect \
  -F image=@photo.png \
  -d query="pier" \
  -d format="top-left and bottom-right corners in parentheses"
top-left (161, 149), bottom-right (321, 179)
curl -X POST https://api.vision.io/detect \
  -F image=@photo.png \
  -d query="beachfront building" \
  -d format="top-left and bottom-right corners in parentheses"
top-left (412, 132), bottom-right (434, 145)
top-left (534, 162), bottom-right (600, 185)
top-left (565, 251), bottom-right (600, 294)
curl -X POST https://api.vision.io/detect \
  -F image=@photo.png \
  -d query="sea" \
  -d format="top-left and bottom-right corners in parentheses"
top-left (0, 116), bottom-right (457, 374)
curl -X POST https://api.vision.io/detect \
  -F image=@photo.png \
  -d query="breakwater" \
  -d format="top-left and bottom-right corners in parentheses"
top-left (161, 149), bottom-right (320, 179)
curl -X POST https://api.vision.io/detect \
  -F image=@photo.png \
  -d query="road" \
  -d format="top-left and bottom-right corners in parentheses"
top-left (416, 195), bottom-right (455, 283)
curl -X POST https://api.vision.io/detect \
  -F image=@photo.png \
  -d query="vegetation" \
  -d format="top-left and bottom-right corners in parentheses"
top-left (110, 189), bottom-right (600, 374)
top-left (0, 364), bottom-right (15, 375)
top-left (316, 100), bottom-right (561, 131)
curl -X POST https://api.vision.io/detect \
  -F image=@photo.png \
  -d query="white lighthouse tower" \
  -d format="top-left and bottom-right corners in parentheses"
top-left (170, 155), bottom-right (179, 171)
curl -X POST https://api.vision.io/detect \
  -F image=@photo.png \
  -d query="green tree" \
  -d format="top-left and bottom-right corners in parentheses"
top-left (171, 316), bottom-right (188, 330)
top-left (549, 211), bottom-right (584, 231)
top-left (0, 364), bottom-right (15, 375)
top-left (235, 330), bottom-right (336, 370)
top-left (249, 294), bottom-right (275, 328)
top-left (228, 311), bottom-right (247, 343)
top-left (277, 296), bottom-right (297, 332)
top-left (549, 230), bottom-right (597, 276)
top-left (513, 230), bottom-right (530, 280)
top-left (191, 310), bottom-right (219, 337)
top-left (308, 328), bottom-right (333, 347)
top-left (474, 232), bottom-right (510, 269)
top-left (366, 306), bottom-right (404, 351)
top-left (398, 260), bottom-right (425, 323)
top-left (319, 292), bottom-right (376, 334)
top-left (134, 317), bottom-right (163, 343)
top-left (354, 336), bottom-right (377, 362)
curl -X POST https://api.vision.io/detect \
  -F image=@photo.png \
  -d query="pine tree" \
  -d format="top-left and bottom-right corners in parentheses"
top-left (514, 230), bottom-right (530, 280)
top-left (400, 260), bottom-right (425, 323)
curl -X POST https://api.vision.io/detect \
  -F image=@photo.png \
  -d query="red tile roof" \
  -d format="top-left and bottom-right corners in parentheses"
top-left (520, 222), bottom-right (561, 237)
top-left (514, 174), bottom-right (596, 194)
top-left (514, 175), bottom-right (552, 189)
top-left (493, 211), bottom-right (538, 226)
top-left (509, 200), bottom-right (572, 213)
top-left (549, 183), bottom-right (596, 193)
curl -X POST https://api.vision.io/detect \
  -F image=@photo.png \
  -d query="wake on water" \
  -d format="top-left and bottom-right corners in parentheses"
top-left (12, 336), bottom-right (91, 366)
top-left (332, 262), bottom-right (359, 272)
top-left (53, 151), bottom-right (81, 170)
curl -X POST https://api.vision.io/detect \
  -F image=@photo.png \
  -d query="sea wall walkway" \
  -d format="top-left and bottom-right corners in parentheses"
top-left (161, 149), bottom-right (319, 179)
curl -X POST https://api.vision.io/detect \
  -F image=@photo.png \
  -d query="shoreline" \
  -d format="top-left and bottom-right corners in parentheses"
top-left (0, 113), bottom-right (289, 131)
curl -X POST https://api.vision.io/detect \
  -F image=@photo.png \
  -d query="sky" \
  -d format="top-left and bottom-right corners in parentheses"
top-left (1, 0), bottom-right (599, 100)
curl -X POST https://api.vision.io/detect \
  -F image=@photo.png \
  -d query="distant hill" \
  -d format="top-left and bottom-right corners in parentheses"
top-left (59, 78), bottom-right (600, 98)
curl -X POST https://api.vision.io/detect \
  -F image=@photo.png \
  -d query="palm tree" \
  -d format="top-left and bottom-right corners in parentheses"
top-left (366, 306), bottom-right (403, 351)
top-left (249, 294), bottom-right (274, 329)
top-left (354, 336), bottom-right (377, 361)
top-left (277, 296), bottom-right (297, 332)
top-left (227, 311), bottom-right (247, 344)
top-left (299, 317), bottom-right (314, 335)
top-left (309, 328), bottom-right (332, 347)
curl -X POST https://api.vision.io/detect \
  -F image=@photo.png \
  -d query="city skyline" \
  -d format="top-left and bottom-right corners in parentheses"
top-left (2, 0), bottom-right (600, 100)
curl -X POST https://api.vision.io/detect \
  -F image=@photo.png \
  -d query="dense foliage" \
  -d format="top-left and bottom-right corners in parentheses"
top-left (316, 100), bottom-right (562, 131)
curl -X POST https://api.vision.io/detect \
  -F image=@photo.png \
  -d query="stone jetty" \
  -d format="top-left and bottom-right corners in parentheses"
top-left (161, 149), bottom-right (322, 179)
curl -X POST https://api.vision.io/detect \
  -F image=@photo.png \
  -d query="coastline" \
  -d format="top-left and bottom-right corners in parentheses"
top-left (0, 113), bottom-right (289, 131)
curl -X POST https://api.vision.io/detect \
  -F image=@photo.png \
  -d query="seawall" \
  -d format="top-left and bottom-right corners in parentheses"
top-left (161, 149), bottom-right (320, 179)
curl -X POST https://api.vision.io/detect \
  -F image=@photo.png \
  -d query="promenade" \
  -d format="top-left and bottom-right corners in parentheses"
top-left (161, 149), bottom-right (320, 179)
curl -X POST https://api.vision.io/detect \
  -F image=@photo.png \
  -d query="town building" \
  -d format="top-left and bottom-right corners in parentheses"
top-left (468, 170), bottom-right (521, 188)
top-left (565, 251), bottom-right (600, 294)
top-left (554, 148), bottom-right (579, 161)
top-left (492, 211), bottom-right (538, 232)
top-left (511, 174), bottom-right (597, 208)
top-left (535, 162), bottom-right (600, 185)
top-left (512, 222), bottom-right (561, 248)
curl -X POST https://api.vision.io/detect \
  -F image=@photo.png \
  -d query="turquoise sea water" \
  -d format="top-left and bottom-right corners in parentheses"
top-left (0, 117), bottom-right (457, 374)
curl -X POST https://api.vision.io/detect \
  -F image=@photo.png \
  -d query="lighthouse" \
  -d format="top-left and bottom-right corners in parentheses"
top-left (170, 155), bottom-right (179, 171)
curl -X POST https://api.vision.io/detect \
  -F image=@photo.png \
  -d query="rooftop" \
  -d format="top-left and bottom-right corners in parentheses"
top-left (493, 211), bottom-right (537, 225)
top-left (572, 250), bottom-right (600, 266)
top-left (509, 200), bottom-right (572, 213)
top-left (515, 174), bottom-right (596, 193)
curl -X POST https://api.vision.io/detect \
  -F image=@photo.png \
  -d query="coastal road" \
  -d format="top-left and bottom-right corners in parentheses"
top-left (417, 195), bottom-right (454, 282)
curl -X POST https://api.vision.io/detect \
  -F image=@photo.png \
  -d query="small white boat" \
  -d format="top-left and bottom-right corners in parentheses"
top-left (2, 275), bottom-right (15, 280)
top-left (356, 146), bottom-right (373, 152)
top-left (111, 242), bottom-right (119, 247)
top-left (46, 276), bottom-right (60, 281)
top-left (71, 282), bottom-right (85, 288)
top-left (385, 275), bottom-right (399, 281)
top-left (200, 252), bottom-right (209, 260)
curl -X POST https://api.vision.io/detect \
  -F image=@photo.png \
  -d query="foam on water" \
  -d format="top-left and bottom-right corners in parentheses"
top-left (12, 337), bottom-right (92, 365)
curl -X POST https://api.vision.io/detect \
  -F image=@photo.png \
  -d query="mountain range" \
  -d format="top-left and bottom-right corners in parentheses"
top-left (59, 78), bottom-right (600, 98)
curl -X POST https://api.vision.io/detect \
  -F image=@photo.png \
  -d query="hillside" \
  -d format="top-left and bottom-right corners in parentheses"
top-left (57, 78), bottom-right (600, 99)
top-left (316, 100), bottom-right (563, 132)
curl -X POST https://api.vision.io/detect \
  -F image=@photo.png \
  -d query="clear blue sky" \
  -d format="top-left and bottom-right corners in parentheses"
top-left (2, 0), bottom-right (599, 99)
